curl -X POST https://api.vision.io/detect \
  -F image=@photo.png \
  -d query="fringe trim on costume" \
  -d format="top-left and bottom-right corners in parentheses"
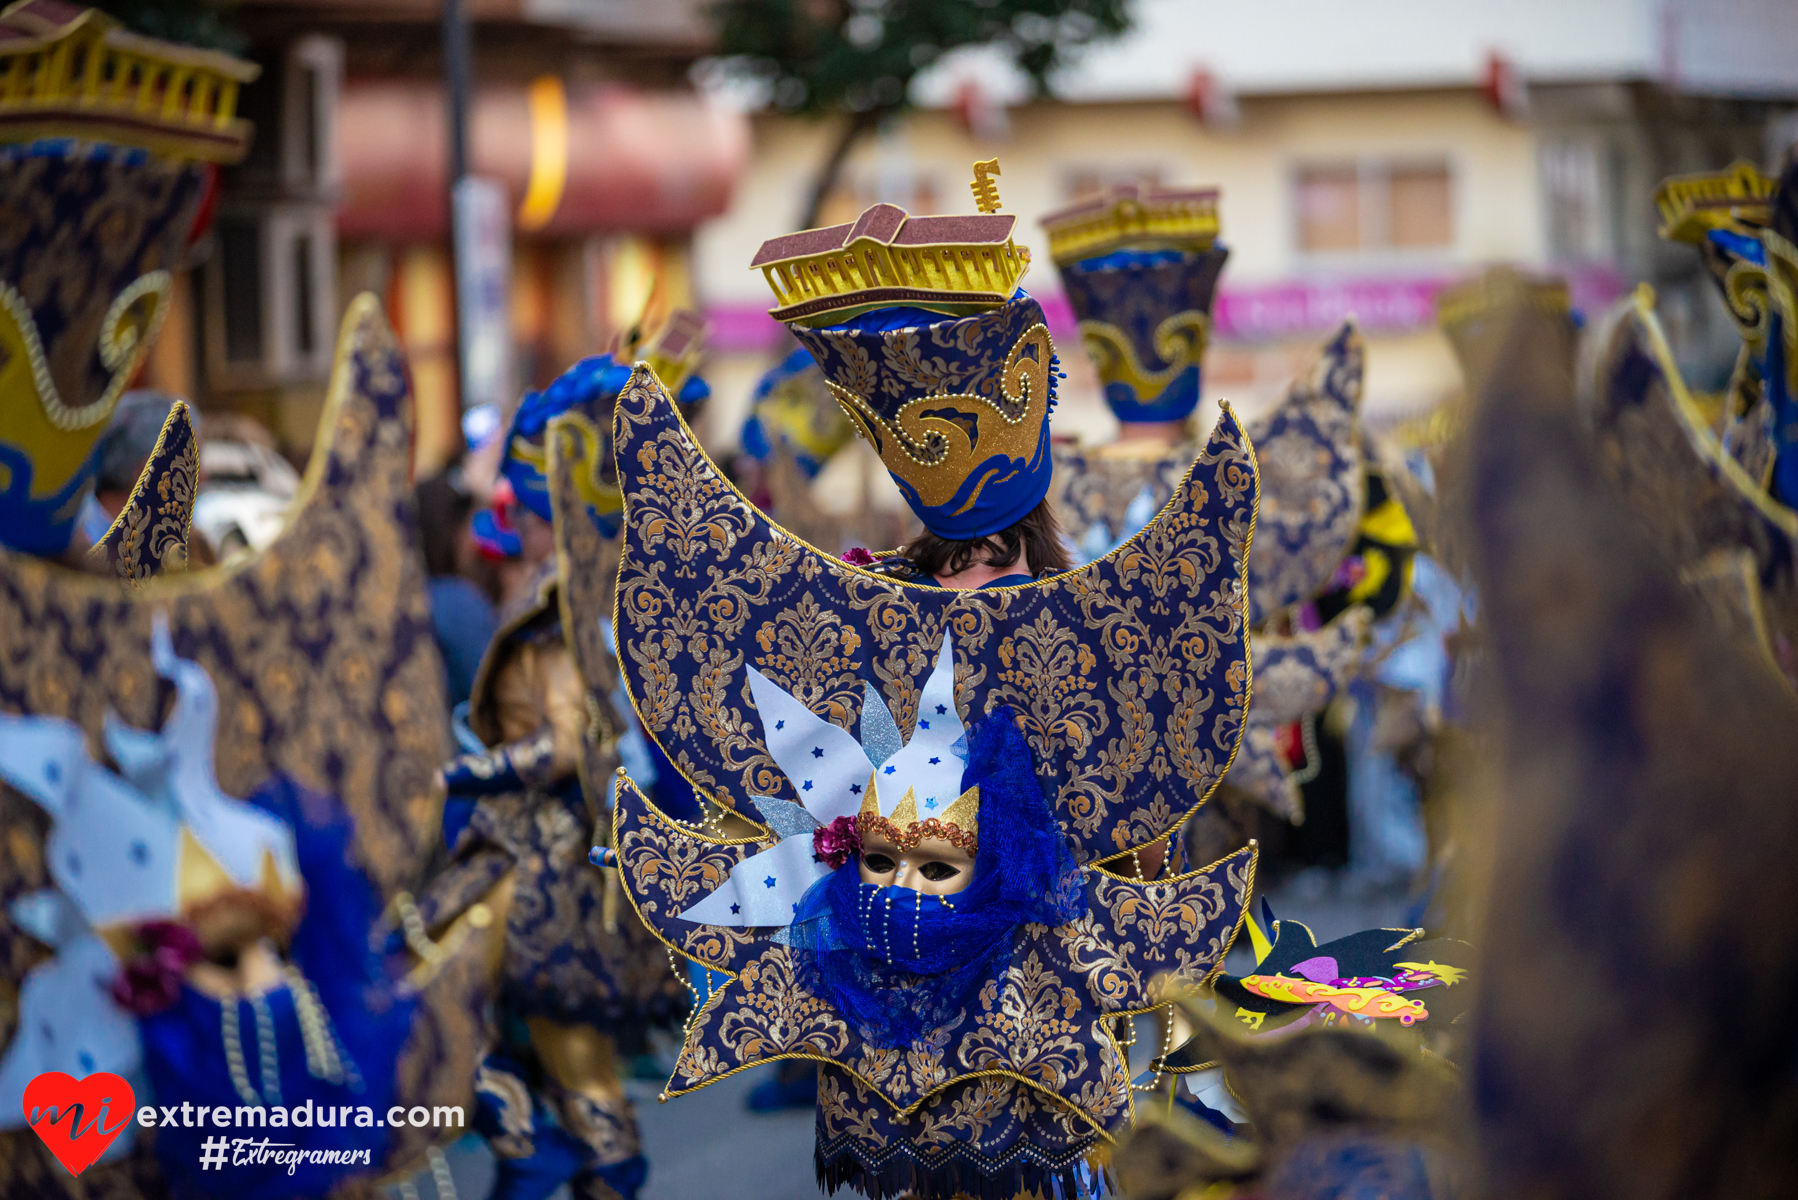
top-left (816, 1136), bottom-right (1111, 1200)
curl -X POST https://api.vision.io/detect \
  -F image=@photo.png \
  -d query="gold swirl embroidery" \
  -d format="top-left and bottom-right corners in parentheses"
top-left (1077, 309), bottom-right (1209, 399)
top-left (828, 323), bottom-right (1051, 512)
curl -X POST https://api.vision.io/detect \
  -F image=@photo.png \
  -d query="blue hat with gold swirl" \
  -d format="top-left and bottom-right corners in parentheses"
top-left (1041, 184), bottom-right (1229, 424)
top-left (738, 346), bottom-right (854, 480)
top-left (0, 1), bottom-right (257, 558)
top-left (501, 309), bottom-right (709, 530)
top-left (754, 161), bottom-right (1059, 541)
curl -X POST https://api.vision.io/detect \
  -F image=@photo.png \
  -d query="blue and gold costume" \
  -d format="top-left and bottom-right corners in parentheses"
top-left (419, 314), bottom-right (712, 1200)
top-left (1588, 162), bottom-right (1798, 688)
top-left (1042, 186), bottom-right (1384, 825)
top-left (580, 165), bottom-right (1262, 1199)
top-left (0, 13), bottom-right (481, 1187)
top-left (0, 0), bottom-right (241, 568)
top-left (0, 290), bottom-right (479, 1196)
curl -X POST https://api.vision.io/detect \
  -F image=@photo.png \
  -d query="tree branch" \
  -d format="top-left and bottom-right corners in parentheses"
top-left (799, 107), bottom-right (885, 230)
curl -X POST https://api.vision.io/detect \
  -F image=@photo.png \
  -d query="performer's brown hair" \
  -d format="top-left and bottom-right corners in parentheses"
top-left (899, 498), bottom-right (1071, 581)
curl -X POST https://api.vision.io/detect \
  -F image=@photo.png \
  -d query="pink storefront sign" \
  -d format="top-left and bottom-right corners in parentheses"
top-left (702, 265), bottom-right (1627, 351)
top-left (1214, 277), bottom-right (1449, 339)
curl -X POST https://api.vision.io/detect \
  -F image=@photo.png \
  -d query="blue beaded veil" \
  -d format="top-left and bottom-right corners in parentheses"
top-left (785, 708), bottom-right (1086, 1050)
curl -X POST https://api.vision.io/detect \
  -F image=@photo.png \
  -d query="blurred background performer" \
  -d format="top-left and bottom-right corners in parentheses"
top-left (414, 311), bottom-right (709, 1200)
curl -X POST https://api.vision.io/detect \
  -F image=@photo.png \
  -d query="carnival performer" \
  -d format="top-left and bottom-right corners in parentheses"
top-left (0, 618), bottom-right (413, 1200)
top-left (0, 0), bottom-right (221, 579)
top-left (415, 312), bottom-right (709, 1200)
top-left (1587, 159), bottom-right (1798, 687)
top-left (1039, 186), bottom-right (1380, 832)
top-left (584, 161), bottom-right (1261, 1200)
top-left (0, 13), bottom-right (475, 1182)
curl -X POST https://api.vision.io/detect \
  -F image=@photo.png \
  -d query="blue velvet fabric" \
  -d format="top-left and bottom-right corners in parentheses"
top-left (1058, 245), bottom-right (1229, 424)
top-left (790, 291), bottom-right (1061, 540)
top-left (788, 709), bottom-right (1085, 1049)
top-left (503, 355), bottom-right (633, 523)
top-left (140, 777), bottom-right (413, 1200)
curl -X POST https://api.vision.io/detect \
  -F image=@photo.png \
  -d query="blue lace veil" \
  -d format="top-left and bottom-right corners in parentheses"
top-left (788, 707), bottom-right (1085, 1049)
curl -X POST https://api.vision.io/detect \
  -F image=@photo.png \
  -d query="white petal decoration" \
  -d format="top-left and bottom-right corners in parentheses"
top-left (678, 835), bottom-right (831, 927)
top-left (871, 634), bottom-right (967, 818)
top-left (0, 713), bottom-right (85, 816)
top-left (745, 665), bottom-right (873, 825)
top-left (0, 934), bottom-right (140, 1127)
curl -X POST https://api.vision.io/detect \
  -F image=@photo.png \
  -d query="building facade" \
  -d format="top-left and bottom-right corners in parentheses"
top-left (692, 0), bottom-right (1798, 447)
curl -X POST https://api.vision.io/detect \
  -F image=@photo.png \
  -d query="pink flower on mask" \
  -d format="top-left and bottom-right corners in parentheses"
top-left (840, 547), bottom-right (876, 566)
top-left (813, 815), bottom-right (862, 869)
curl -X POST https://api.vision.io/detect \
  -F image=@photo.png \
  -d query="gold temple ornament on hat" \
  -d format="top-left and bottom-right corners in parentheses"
top-left (0, 0), bottom-right (260, 162)
top-left (750, 159), bottom-right (1031, 326)
top-left (1040, 182), bottom-right (1221, 266)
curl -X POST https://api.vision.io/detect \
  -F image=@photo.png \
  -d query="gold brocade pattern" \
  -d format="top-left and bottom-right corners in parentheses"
top-left (0, 296), bottom-right (478, 1192)
top-left (827, 323), bottom-right (1053, 512)
top-left (602, 366), bottom-right (1256, 864)
top-left (610, 773), bottom-right (1254, 1128)
top-left (90, 397), bottom-right (198, 582)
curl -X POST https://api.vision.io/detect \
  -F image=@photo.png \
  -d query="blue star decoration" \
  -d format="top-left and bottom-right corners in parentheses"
top-left (776, 720), bottom-right (785, 730)
top-left (850, 783), bottom-right (862, 794)
top-left (884, 765), bottom-right (896, 775)
top-left (764, 876), bottom-right (777, 889)
top-left (929, 757), bottom-right (940, 765)
top-left (925, 798), bottom-right (938, 810)
top-left (812, 747), bottom-right (825, 758)
top-left (920, 719), bottom-right (930, 730)
top-left (803, 780), bottom-right (814, 791)
top-left (936, 704), bottom-right (947, 715)
top-left (730, 903), bottom-right (741, 914)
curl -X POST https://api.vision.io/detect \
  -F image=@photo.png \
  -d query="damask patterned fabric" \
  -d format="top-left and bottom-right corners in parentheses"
top-left (1051, 440), bottom-right (1195, 563)
top-left (1468, 296), bottom-right (1798, 1200)
top-left (445, 781), bottom-right (686, 1036)
top-left (1587, 293), bottom-right (1798, 686)
top-left (613, 774), bottom-right (1253, 1196)
top-left (1048, 322), bottom-right (1365, 629)
top-left (597, 364), bottom-right (1258, 1197)
top-left (603, 366), bottom-right (1256, 865)
top-left (0, 140), bottom-right (208, 556)
top-left (1222, 610), bottom-right (1373, 822)
top-left (88, 398), bottom-right (196, 582)
top-left (1244, 322), bottom-right (1366, 625)
top-left (0, 296), bottom-right (479, 1196)
top-left (1059, 246), bottom-right (1230, 423)
top-left (434, 556), bottom-right (685, 1035)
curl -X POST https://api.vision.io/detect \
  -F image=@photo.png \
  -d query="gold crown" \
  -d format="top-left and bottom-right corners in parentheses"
top-left (750, 160), bottom-right (1031, 327)
top-left (0, 0), bottom-right (259, 162)
top-left (857, 774), bottom-right (979, 853)
top-left (1040, 183), bottom-right (1220, 266)
top-left (1655, 160), bottom-right (1775, 246)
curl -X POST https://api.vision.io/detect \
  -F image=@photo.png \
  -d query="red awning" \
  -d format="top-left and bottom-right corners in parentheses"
top-left (337, 79), bottom-right (749, 239)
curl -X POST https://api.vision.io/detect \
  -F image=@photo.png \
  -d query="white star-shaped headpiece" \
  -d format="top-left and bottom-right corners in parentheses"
top-left (677, 632), bottom-right (967, 931)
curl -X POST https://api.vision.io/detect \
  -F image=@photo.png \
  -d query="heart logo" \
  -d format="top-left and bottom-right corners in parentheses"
top-left (22, 1072), bottom-right (136, 1176)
